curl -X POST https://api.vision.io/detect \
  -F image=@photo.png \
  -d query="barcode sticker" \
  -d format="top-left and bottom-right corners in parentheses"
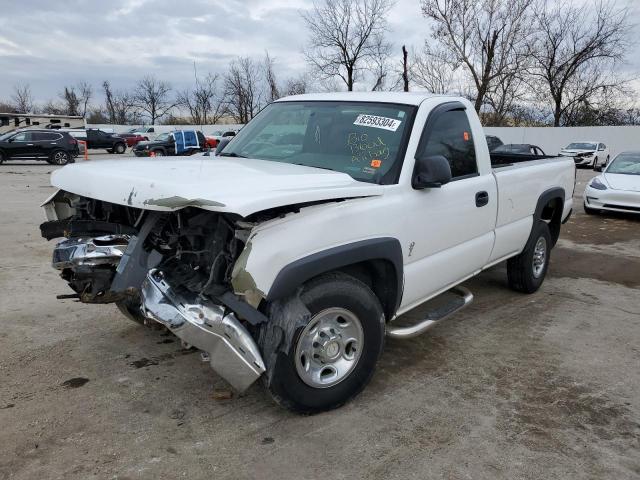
top-left (353, 114), bottom-right (402, 132)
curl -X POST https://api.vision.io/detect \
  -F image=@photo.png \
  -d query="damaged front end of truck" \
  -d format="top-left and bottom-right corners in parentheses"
top-left (41, 190), bottom-right (271, 392)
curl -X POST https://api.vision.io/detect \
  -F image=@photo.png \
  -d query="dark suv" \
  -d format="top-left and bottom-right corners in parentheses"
top-left (0, 129), bottom-right (79, 165)
top-left (82, 129), bottom-right (127, 154)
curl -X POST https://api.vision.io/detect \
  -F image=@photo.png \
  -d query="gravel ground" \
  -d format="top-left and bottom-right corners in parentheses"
top-left (0, 161), bottom-right (638, 480)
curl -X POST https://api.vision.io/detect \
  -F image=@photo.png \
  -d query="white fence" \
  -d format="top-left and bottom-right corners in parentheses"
top-left (484, 126), bottom-right (640, 158)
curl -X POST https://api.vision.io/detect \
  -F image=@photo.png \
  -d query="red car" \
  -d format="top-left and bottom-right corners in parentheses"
top-left (119, 132), bottom-right (149, 147)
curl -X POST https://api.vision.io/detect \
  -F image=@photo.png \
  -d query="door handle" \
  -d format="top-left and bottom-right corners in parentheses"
top-left (475, 191), bottom-right (489, 207)
top-left (26, 143), bottom-right (34, 146)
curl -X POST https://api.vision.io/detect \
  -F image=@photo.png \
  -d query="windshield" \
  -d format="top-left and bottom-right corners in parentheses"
top-left (220, 101), bottom-right (416, 184)
top-left (0, 132), bottom-right (15, 141)
top-left (606, 153), bottom-right (640, 175)
top-left (566, 142), bottom-right (596, 150)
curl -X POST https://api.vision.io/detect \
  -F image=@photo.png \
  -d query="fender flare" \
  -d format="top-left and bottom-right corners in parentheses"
top-left (266, 237), bottom-right (404, 317)
top-left (534, 187), bottom-right (565, 220)
top-left (534, 187), bottom-right (565, 246)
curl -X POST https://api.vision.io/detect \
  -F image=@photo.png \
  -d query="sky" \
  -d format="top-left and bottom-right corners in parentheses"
top-left (0, 0), bottom-right (638, 106)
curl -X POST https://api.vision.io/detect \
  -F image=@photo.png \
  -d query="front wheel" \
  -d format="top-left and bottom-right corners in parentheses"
top-left (592, 157), bottom-right (598, 170)
top-left (0, 151), bottom-right (4, 164)
top-left (49, 150), bottom-right (70, 165)
top-left (507, 221), bottom-right (551, 294)
top-left (153, 149), bottom-right (165, 156)
top-left (114, 143), bottom-right (126, 154)
top-left (258, 272), bottom-right (385, 414)
top-left (115, 299), bottom-right (146, 325)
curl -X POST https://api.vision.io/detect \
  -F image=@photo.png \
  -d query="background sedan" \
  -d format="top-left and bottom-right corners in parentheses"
top-left (584, 151), bottom-right (640, 215)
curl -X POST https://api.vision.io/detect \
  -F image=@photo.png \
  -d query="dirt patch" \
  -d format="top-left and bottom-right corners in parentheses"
top-left (61, 378), bottom-right (89, 389)
top-left (563, 212), bottom-right (640, 245)
top-left (550, 247), bottom-right (640, 288)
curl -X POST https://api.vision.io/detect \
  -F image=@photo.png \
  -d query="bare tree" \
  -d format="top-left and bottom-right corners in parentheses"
top-left (133, 76), bottom-right (175, 124)
top-left (177, 73), bottom-right (225, 125)
top-left (224, 57), bottom-right (262, 123)
top-left (41, 100), bottom-right (65, 115)
top-left (103, 81), bottom-right (134, 124)
top-left (421, 0), bottom-right (534, 113)
top-left (401, 46), bottom-right (409, 92)
top-left (370, 34), bottom-right (392, 91)
top-left (77, 81), bottom-right (93, 117)
top-left (530, 0), bottom-right (632, 126)
top-left (60, 86), bottom-right (81, 116)
top-left (412, 46), bottom-right (456, 94)
top-left (282, 75), bottom-right (308, 96)
top-left (11, 84), bottom-right (34, 113)
top-left (302, 0), bottom-right (394, 91)
top-left (264, 52), bottom-right (280, 102)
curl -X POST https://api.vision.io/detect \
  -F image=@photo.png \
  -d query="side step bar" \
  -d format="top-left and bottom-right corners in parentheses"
top-left (386, 286), bottom-right (473, 339)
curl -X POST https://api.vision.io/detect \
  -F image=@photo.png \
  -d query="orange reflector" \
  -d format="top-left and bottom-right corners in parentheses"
top-left (463, 131), bottom-right (470, 141)
top-left (371, 159), bottom-right (382, 168)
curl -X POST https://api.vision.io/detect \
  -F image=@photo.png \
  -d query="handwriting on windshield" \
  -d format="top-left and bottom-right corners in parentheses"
top-left (347, 133), bottom-right (390, 163)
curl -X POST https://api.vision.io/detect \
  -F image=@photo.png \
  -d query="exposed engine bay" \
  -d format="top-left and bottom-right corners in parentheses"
top-left (41, 191), bottom-right (274, 391)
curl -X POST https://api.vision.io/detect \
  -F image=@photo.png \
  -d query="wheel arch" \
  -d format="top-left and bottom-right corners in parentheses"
top-left (535, 187), bottom-right (565, 247)
top-left (266, 237), bottom-right (404, 320)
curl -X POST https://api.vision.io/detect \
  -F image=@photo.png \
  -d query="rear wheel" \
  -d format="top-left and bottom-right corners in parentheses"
top-left (49, 149), bottom-right (70, 165)
top-left (258, 272), bottom-right (385, 414)
top-left (114, 143), bottom-right (126, 154)
top-left (507, 221), bottom-right (551, 294)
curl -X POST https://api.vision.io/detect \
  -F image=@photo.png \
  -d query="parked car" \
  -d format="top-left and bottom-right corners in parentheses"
top-left (207, 129), bottom-right (238, 147)
top-left (559, 141), bottom-right (610, 170)
top-left (493, 144), bottom-right (546, 156)
top-left (133, 130), bottom-right (207, 157)
top-left (119, 132), bottom-right (149, 147)
top-left (0, 129), bottom-right (78, 165)
top-left (485, 135), bottom-right (504, 151)
top-left (40, 92), bottom-right (575, 413)
top-left (67, 129), bottom-right (127, 154)
top-left (584, 151), bottom-right (640, 215)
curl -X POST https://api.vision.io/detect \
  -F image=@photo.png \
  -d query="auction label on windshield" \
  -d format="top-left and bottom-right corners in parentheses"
top-left (353, 114), bottom-right (402, 131)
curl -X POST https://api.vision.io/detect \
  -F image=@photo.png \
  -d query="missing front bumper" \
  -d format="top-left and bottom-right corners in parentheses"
top-left (140, 269), bottom-right (266, 392)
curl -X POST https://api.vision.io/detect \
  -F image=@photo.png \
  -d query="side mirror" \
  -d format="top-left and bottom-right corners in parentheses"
top-left (215, 137), bottom-right (232, 155)
top-left (8, 138), bottom-right (14, 143)
top-left (412, 155), bottom-right (452, 189)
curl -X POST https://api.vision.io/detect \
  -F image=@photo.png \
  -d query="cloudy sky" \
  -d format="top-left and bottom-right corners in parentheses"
top-left (0, 0), bottom-right (638, 105)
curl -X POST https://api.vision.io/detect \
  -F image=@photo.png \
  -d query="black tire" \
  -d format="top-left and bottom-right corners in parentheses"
top-left (115, 300), bottom-right (145, 325)
top-left (114, 143), bottom-right (126, 154)
top-left (259, 272), bottom-right (385, 414)
top-left (49, 149), bottom-right (70, 166)
top-left (106, 149), bottom-right (114, 154)
top-left (0, 150), bottom-right (5, 164)
top-left (584, 202), bottom-right (599, 215)
top-left (592, 157), bottom-right (598, 170)
top-left (507, 221), bottom-right (552, 294)
top-left (153, 149), bottom-right (165, 156)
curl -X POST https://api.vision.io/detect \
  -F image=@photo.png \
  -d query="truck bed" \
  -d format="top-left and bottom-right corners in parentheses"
top-left (490, 153), bottom-right (561, 168)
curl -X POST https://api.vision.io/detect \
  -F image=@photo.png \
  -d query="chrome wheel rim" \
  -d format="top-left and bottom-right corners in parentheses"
top-left (54, 151), bottom-right (67, 165)
top-left (294, 307), bottom-right (364, 388)
top-left (532, 237), bottom-right (547, 278)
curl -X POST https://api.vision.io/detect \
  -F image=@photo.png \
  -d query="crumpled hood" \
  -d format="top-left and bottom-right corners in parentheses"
top-left (603, 173), bottom-right (640, 192)
top-left (50, 157), bottom-right (384, 217)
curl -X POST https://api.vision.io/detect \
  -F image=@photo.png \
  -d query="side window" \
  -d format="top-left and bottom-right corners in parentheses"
top-left (419, 109), bottom-right (477, 179)
top-left (148, 127), bottom-right (154, 133)
top-left (599, 143), bottom-right (606, 150)
top-left (12, 132), bottom-right (31, 142)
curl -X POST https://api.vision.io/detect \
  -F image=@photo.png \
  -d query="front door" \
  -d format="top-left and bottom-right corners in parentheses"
top-left (400, 104), bottom-right (497, 312)
top-left (5, 131), bottom-right (37, 158)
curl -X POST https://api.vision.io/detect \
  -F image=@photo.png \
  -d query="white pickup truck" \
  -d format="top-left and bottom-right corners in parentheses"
top-left (40, 92), bottom-right (575, 413)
